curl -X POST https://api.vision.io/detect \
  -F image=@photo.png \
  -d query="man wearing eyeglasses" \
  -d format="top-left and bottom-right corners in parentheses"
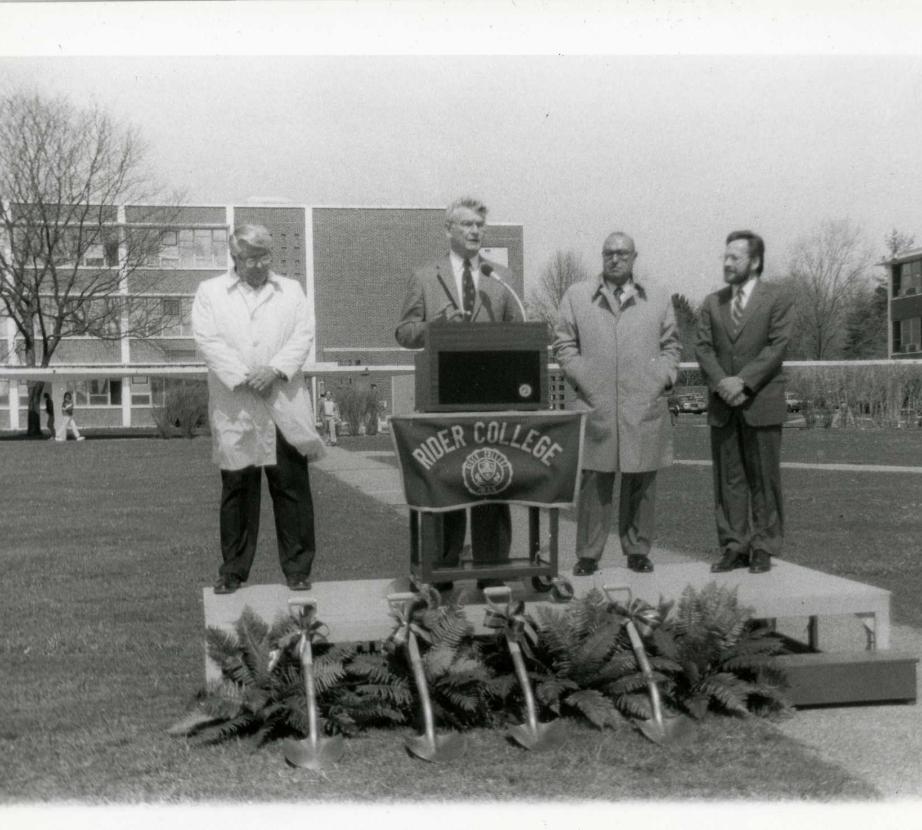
top-left (192, 223), bottom-right (325, 595)
top-left (554, 232), bottom-right (681, 576)
top-left (395, 197), bottom-right (523, 592)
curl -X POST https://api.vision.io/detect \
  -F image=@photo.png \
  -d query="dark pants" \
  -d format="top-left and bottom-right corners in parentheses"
top-left (710, 412), bottom-right (783, 557)
top-left (438, 504), bottom-right (512, 567)
top-left (218, 429), bottom-right (316, 582)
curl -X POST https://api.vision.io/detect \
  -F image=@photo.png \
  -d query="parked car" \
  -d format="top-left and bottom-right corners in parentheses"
top-left (785, 392), bottom-right (802, 413)
top-left (678, 393), bottom-right (707, 414)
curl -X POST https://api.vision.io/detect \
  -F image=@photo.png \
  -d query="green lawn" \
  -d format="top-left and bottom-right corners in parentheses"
top-left (0, 436), bottom-right (895, 801)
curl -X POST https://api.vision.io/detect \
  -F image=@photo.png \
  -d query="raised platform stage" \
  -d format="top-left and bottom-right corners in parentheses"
top-left (202, 558), bottom-right (916, 706)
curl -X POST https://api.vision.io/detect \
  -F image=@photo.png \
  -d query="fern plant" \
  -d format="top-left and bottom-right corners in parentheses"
top-left (482, 590), bottom-right (633, 729)
top-left (652, 582), bottom-right (791, 718)
top-left (388, 589), bottom-right (498, 729)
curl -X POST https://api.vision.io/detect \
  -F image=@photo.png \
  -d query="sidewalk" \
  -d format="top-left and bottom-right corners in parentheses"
top-left (314, 444), bottom-right (922, 799)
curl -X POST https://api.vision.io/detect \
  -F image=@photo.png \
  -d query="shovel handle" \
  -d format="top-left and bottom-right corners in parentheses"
top-left (298, 632), bottom-right (321, 746)
top-left (405, 628), bottom-right (437, 745)
top-left (624, 619), bottom-right (665, 729)
top-left (601, 584), bottom-right (632, 606)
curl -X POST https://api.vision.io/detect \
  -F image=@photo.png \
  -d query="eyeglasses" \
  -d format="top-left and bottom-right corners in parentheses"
top-left (243, 254), bottom-right (271, 268)
top-left (603, 249), bottom-right (635, 260)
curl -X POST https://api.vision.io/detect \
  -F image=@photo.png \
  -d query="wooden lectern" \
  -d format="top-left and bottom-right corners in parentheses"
top-left (414, 321), bottom-right (549, 412)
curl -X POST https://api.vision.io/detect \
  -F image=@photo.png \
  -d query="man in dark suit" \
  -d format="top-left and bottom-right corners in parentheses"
top-left (696, 230), bottom-right (795, 574)
top-left (395, 196), bottom-right (522, 590)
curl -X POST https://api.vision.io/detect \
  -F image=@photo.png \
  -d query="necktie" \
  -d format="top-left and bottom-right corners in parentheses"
top-left (731, 287), bottom-right (744, 331)
top-left (614, 286), bottom-right (623, 308)
top-left (462, 258), bottom-right (475, 320)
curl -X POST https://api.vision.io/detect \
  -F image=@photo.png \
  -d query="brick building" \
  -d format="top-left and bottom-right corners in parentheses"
top-left (888, 247), bottom-right (922, 358)
top-left (0, 203), bottom-right (525, 430)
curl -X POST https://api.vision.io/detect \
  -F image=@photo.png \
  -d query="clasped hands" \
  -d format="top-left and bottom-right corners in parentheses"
top-left (716, 376), bottom-right (748, 408)
top-left (241, 366), bottom-right (281, 396)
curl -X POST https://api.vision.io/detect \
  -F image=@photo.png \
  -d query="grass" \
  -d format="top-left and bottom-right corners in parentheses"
top-left (0, 435), bottom-right (894, 802)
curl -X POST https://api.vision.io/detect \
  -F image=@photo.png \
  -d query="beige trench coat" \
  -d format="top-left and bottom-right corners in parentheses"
top-left (553, 276), bottom-right (681, 473)
top-left (192, 271), bottom-right (324, 471)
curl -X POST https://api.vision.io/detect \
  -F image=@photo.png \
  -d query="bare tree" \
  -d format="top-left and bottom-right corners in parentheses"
top-left (785, 219), bottom-right (875, 360)
top-left (0, 92), bottom-right (178, 434)
top-left (884, 228), bottom-right (916, 259)
top-left (527, 249), bottom-right (590, 332)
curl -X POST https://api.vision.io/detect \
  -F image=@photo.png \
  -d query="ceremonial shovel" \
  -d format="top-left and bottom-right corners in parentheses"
top-left (387, 592), bottom-right (466, 763)
top-left (603, 585), bottom-right (696, 746)
top-left (483, 587), bottom-right (567, 752)
top-left (280, 599), bottom-right (346, 770)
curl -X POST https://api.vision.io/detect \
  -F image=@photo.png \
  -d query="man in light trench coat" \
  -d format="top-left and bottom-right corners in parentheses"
top-left (192, 224), bottom-right (325, 595)
top-left (554, 232), bottom-right (681, 575)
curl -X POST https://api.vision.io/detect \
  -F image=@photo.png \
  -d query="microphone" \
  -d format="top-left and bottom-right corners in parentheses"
top-left (480, 263), bottom-right (527, 322)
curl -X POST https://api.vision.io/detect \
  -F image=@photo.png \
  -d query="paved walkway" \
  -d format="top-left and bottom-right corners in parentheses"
top-left (313, 445), bottom-right (922, 800)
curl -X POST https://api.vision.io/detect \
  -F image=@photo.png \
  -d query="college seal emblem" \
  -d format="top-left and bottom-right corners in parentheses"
top-left (461, 447), bottom-right (513, 496)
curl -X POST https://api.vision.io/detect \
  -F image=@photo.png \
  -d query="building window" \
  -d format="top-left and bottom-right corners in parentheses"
top-left (131, 375), bottom-right (151, 405)
top-left (63, 379), bottom-right (122, 406)
top-left (147, 228), bottom-right (227, 269)
top-left (898, 317), bottom-right (922, 353)
top-left (899, 260), bottom-right (922, 297)
top-left (129, 296), bottom-right (193, 337)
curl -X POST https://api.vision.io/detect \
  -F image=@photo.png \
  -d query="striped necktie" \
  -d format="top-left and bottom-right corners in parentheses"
top-left (462, 259), bottom-right (475, 320)
top-left (731, 286), bottom-right (744, 332)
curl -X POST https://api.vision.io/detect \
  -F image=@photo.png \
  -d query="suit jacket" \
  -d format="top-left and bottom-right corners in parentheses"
top-left (395, 255), bottom-right (522, 349)
top-left (695, 279), bottom-right (795, 427)
top-left (554, 276), bottom-right (681, 473)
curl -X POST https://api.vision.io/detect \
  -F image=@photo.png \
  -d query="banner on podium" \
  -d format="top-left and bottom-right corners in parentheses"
top-left (391, 411), bottom-right (584, 511)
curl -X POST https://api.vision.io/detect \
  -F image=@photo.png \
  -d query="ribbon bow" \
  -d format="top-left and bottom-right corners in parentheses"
top-left (612, 597), bottom-right (662, 639)
top-left (269, 614), bottom-right (330, 670)
top-left (389, 598), bottom-right (433, 649)
top-left (483, 599), bottom-right (539, 654)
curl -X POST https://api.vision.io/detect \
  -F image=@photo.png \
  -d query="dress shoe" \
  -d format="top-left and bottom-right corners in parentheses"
top-left (710, 551), bottom-right (748, 573)
top-left (213, 576), bottom-right (241, 595)
top-left (748, 551), bottom-right (771, 574)
top-left (286, 577), bottom-right (313, 591)
top-left (626, 554), bottom-right (654, 573)
top-left (572, 558), bottom-right (598, 576)
top-left (477, 579), bottom-right (505, 591)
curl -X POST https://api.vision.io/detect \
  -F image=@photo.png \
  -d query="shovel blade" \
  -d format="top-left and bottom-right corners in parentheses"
top-left (507, 718), bottom-right (568, 752)
top-left (282, 735), bottom-right (347, 770)
top-left (405, 731), bottom-right (466, 763)
top-left (637, 714), bottom-right (697, 746)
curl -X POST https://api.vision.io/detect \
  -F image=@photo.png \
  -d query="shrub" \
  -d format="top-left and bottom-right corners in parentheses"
top-left (152, 380), bottom-right (209, 438)
top-left (786, 363), bottom-right (922, 428)
top-left (333, 386), bottom-right (377, 437)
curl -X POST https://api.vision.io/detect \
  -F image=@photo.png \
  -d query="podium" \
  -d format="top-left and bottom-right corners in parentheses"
top-left (414, 321), bottom-right (549, 412)
top-left (395, 323), bottom-right (582, 594)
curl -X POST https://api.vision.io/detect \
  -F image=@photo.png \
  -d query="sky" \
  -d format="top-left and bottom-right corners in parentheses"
top-left (1, 5), bottom-right (922, 307)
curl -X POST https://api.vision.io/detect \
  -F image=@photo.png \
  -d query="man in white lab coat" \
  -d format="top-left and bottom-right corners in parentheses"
top-left (192, 224), bottom-right (325, 594)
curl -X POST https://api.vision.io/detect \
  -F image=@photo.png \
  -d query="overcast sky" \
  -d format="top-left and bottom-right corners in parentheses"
top-left (2, 6), bottom-right (922, 304)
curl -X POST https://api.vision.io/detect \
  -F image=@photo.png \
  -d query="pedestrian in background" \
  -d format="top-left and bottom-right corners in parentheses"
top-left (55, 391), bottom-right (85, 442)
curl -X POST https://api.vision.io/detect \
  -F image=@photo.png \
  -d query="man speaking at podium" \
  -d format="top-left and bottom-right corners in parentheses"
top-left (395, 196), bottom-right (523, 590)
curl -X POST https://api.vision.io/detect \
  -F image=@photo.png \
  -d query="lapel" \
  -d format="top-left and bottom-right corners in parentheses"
top-left (717, 286), bottom-right (736, 339)
top-left (434, 256), bottom-right (461, 314)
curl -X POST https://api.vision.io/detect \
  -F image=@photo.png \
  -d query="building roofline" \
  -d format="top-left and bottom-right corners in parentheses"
top-left (883, 247), bottom-right (922, 266)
